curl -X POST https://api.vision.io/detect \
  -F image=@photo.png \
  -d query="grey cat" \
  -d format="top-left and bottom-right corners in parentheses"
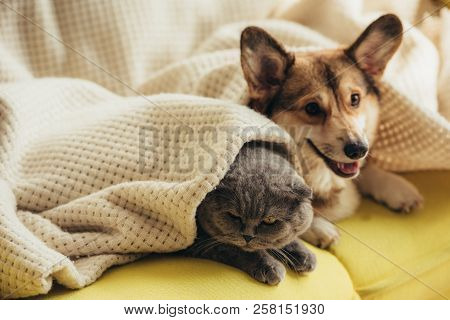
top-left (185, 142), bottom-right (316, 285)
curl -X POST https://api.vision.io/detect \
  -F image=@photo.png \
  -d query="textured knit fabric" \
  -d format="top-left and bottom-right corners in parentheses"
top-left (0, 0), bottom-right (290, 299)
top-left (0, 0), bottom-right (449, 299)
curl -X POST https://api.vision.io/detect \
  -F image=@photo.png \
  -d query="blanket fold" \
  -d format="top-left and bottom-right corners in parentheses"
top-left (1, 78), bottom-right (296, 298)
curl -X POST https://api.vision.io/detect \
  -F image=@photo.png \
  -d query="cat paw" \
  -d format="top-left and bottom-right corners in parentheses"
top-left (301, 219), bottom-right (340, 249)
top-left (251, 260), bottom-right (286, 285)
top-left (281, 241), bottom-right (316, 272)
top-left (291, 249), bottom-right (317, 273)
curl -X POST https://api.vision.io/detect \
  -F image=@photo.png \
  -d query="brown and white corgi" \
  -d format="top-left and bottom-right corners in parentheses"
top-left (240, 14), bottom-right (423, 248)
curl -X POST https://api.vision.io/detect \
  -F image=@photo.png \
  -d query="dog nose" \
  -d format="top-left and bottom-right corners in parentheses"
top-left (344, 142), bottom-right (368, 160)
top-left (243, 234), bottom-right (255, 243)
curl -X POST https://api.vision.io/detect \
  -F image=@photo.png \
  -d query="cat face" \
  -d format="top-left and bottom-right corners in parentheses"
top-left (196, 144), bottom-right (313, 252)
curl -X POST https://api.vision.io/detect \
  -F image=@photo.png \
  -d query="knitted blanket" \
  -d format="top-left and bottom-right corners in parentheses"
top-left (0, 0), bottom-right (449, 298)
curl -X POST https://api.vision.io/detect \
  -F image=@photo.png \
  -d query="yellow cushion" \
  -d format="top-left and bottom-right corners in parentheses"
top-left (334, 171), bottom-right (450, 299)
top-left (43, 171), bottom-right (449, 300)
top-left (44, 245), bottom-right (358, 300)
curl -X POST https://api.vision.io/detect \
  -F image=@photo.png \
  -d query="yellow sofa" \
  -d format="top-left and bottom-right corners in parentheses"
top-left (44, 171), bottom-right (450, 300)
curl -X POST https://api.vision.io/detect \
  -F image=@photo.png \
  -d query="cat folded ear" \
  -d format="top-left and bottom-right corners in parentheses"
top-left (240, 26), bottom-right (295, 115)
top-left (280, 179), bottom-right (312, 203)
top-left (345, 14), bottom-right (403, 79)
top-left (291, 182), bottom-right (312, 201)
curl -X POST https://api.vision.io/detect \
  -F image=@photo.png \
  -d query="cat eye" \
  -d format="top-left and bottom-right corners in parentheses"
top-left (227, 211), bottom-right (240, 219)
top-left (304, 102), bottom-right (322, 116)
top-left (262, 216), bottom-right (277, 225)
top-left (350, 93), bottom-right (360, 107)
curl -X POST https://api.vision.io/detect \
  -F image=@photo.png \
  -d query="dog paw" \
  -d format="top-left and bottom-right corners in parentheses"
top-left (301, 219), bottom-right (340, 249)
top-left (358, 166), bottom-right (424, 214)
top-left (281, 242), bottom-right (317, 272)
top-left (377, 177), bottom-right (423, 213)
top-left (251, 260), bottom-right (286, 285)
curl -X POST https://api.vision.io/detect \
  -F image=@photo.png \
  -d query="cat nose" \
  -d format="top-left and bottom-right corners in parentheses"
top-left (243, 234), bottom-right (255, 243)
top-left (344, 141), bottom-right (368, 160)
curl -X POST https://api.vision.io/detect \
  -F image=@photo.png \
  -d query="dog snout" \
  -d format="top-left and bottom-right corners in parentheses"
top-left (344, 141), bottom-right (368, 160)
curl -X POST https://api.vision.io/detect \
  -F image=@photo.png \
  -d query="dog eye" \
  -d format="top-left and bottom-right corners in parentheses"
top-left (262, 216), bottom-right (277, 225)
top-left (304, 102), bottom-right (322, 116)
top-left (350, 93), bottom-right (360, 107)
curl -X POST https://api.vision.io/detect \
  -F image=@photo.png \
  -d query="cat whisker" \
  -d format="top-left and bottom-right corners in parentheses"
top-left (193, 234), bottom-right (238, 255)
top-left (268, 249), bottom-right (289, 268)
top-left (200, 241), bottom-right (222, 255)
top-left (281, 248), bottom-right (300, 267)
top-left (277, 249), bottom-right (296, 270)
top-left (190, 233), bottom-right (236, 255)
top-left (190, 238), bottom-right (218, 256)
top-left (268, 248), bottom-right (300, 281)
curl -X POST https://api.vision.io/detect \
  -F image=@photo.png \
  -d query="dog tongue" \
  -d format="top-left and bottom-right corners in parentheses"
top-left (337, 162), bottom-right (359, 174)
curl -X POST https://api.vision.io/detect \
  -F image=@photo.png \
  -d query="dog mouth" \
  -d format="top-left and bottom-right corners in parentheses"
top-left (307, 139), bottom-right (360, 178)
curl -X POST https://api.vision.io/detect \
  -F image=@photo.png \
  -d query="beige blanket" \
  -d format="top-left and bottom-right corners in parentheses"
top-left (0, 0), bottom-right (449, 298)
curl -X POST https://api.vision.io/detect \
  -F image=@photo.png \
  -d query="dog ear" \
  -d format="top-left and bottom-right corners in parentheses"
top-left (240, 26), bottom-right (294, 115)
top-left (345, 14), bottom-right (403, 79)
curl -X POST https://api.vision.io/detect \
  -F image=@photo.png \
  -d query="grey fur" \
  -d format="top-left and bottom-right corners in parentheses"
top-left (184, 142), bottom-right (316, 285)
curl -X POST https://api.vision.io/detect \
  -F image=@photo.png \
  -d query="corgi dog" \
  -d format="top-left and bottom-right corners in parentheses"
top-left (240, 14), bottom-right (423, 248)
